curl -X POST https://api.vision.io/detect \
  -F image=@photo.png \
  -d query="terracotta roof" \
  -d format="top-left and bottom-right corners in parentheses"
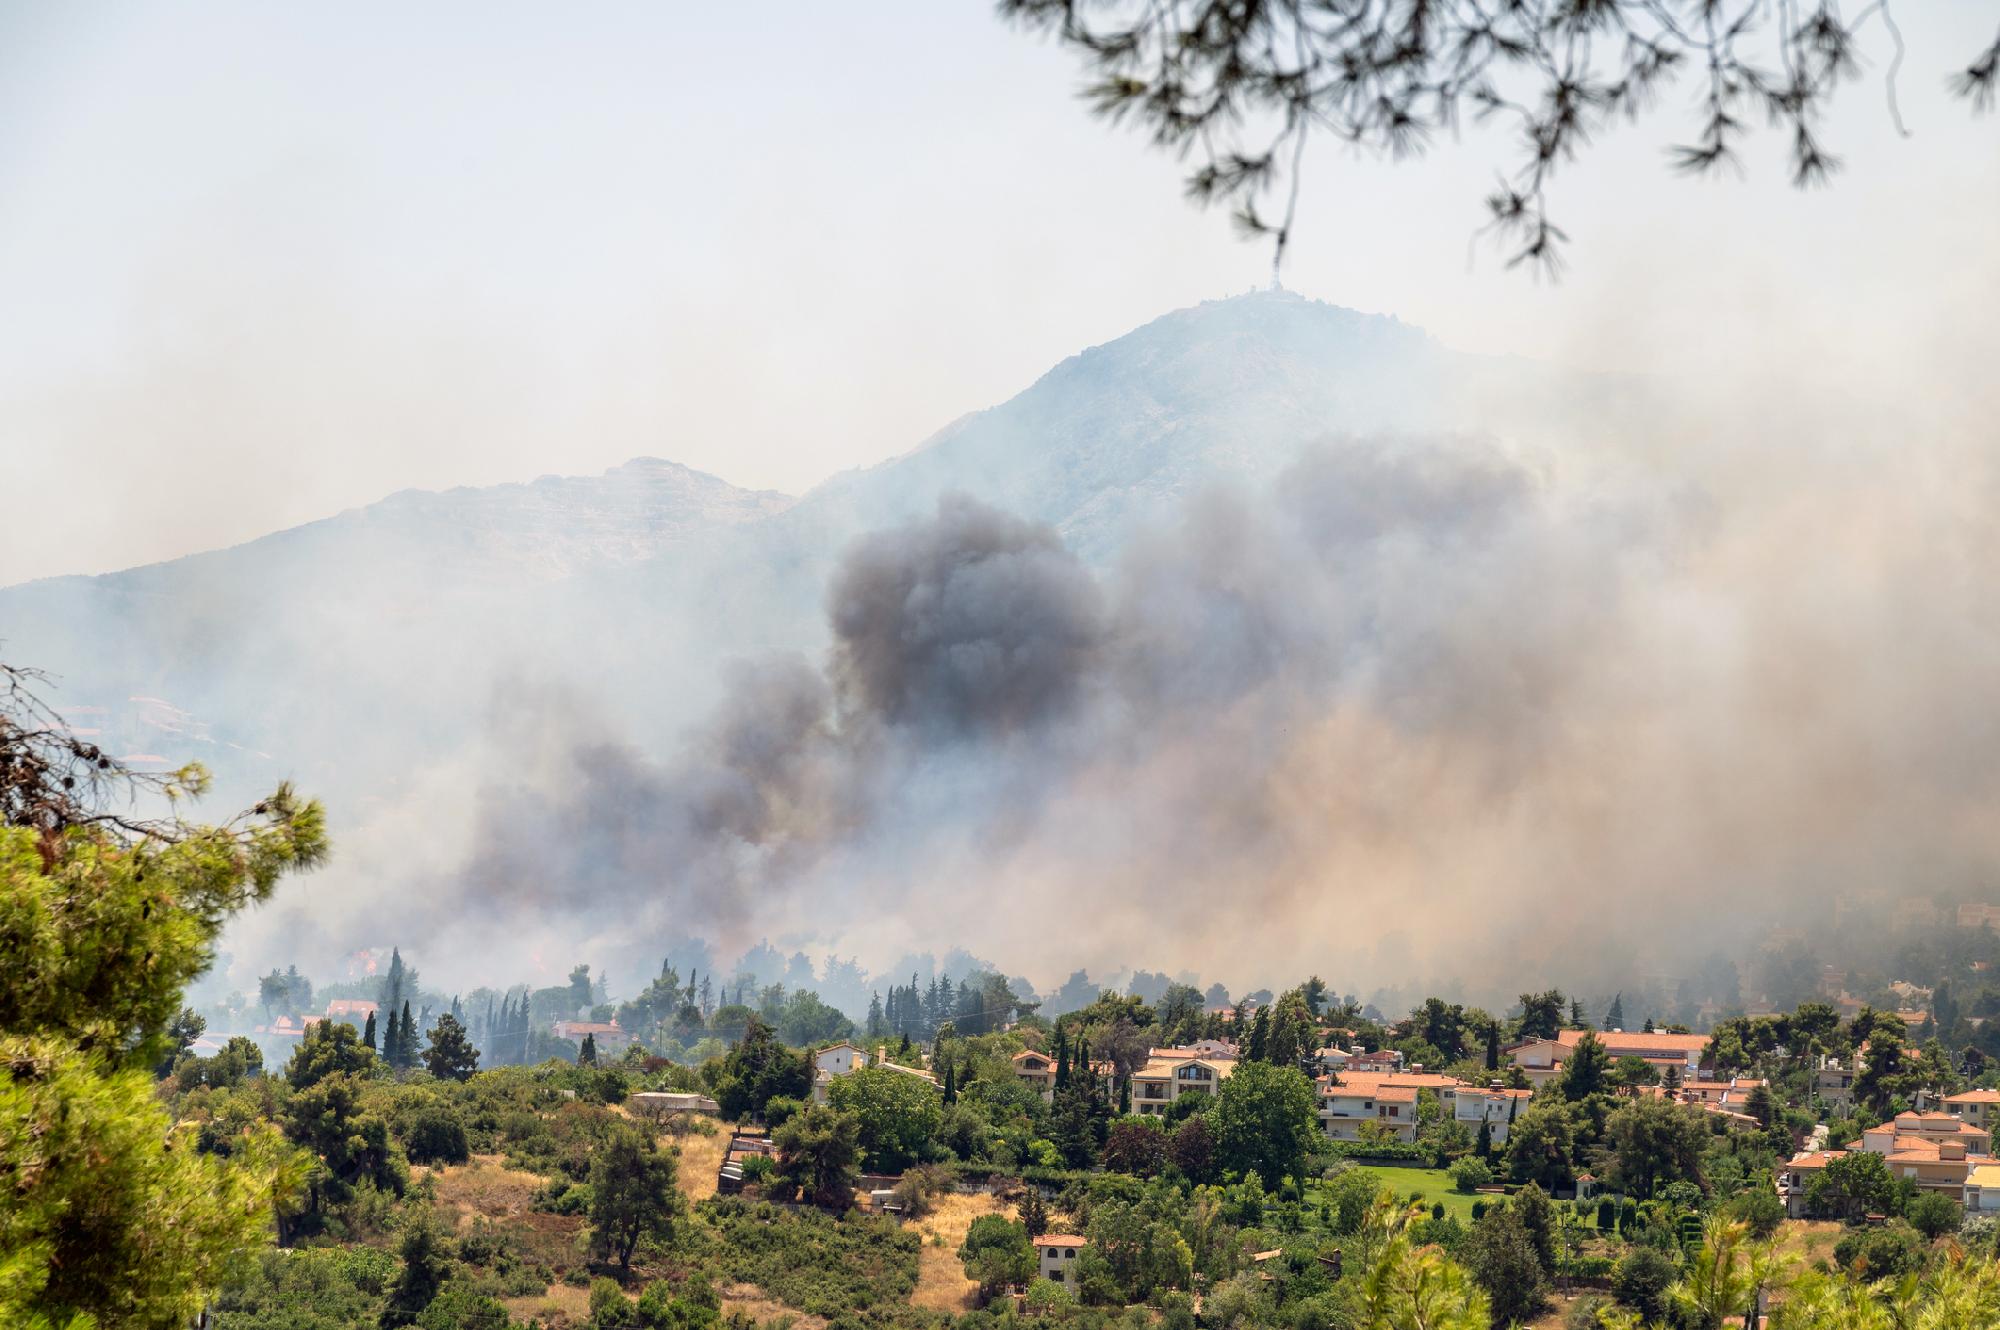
top-left (1945, 1090), bottom-right (2000, 1104)
top-left (1784, 1149), bottom-right (1846, 1171)
top-left (1035, 1235), bottom-right (1088, 1248)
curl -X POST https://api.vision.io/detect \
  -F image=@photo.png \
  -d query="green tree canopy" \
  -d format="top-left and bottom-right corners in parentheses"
top-left (588, 1123), bottom-right (683, 1272)
top-left (959, 1214), bottom-right (1036, 1300)
top-left (774, 1102), bottom-right (862, 1210)
top-left (1560, 1031), bottom-right (1611, 1100)
top-left (1, 676), bottom-right (326, 1330)
top-left (1462, 1206), bottom-right (1547, 1326)
top-left (421, 1011), bottom-right (480, 1082)
top-left (1604, 1097), bottom-right (1708, 1200)
top-left (707, 1014), bottom-right (812, 1120)
top-left (288, 1016), bottom-right (376, 1089)
top-left (826, 1064), bottom-right (944, 1171)
top-left (1210, 1060), bottom-right (1318, 1186)
top-left (1503, 1099), bottom-right (1577, 1191)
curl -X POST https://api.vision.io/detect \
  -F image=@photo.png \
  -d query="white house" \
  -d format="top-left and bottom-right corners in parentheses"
top-left (810, 1042), bottom-right (870, 1104)
top-left (1966, 1162), bottom-right (2000, 1212)
top-left (1035, 1235), bottom-right (1087, 1286)
top-left (1132, 1052), bottom-right (1235, 1117)
top-left (1452, 1084), bottom-right (1533, 1145)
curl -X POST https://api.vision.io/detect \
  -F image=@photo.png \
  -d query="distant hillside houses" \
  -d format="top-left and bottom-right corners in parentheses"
top-left (551, 1019), bottom-right (634, 1056)
top-left (1507, 1029), bottom-right (1710, 1089)
top-left (1780, 1112), bottom-right (1994, 1217)
top-left (811, 1041), bottom-right (939, 1103)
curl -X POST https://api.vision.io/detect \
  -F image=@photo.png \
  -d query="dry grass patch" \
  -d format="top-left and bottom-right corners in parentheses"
top-left (432, 1153), bottom-right (546, 1230)
top-left (671, 1127), bottom-right (730, 1202)
top-left (907, 1191), bottom-right (1010, 1311)
top-left (1773, 1219), bottom-right (1845, 1268)
top-left (501, 1280), bottom-right (593, 1328)
top-left (721, 1283), bottom-right (830, 1330)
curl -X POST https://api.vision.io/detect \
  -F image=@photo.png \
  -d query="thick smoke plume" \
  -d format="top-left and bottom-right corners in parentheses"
top-left (267, 421), bottom-right (2000, 1008)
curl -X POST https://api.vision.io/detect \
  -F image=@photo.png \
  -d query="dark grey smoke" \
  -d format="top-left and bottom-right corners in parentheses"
top-left (322, 425), bottom-right (2000, 1007)
top-left (828, 493), bottom-right (1104, 737)
top-left (418, 434), bottom-right (1605, 975)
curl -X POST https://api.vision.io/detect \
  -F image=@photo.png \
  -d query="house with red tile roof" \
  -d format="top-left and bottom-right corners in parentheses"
top-left (1507, 1029), bottom-right (1709, 1088)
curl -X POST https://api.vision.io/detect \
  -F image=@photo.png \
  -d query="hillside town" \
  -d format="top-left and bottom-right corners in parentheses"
top-left (77, 923), bottom-right (1988, 1328)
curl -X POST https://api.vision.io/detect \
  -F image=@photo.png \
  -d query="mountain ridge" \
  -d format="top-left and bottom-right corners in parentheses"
top-left (0, 288), bottom-right (1595, 810)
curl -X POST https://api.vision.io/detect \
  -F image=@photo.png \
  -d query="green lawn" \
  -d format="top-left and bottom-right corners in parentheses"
top-left (1332, 1165), bottom-right (1484, 1223)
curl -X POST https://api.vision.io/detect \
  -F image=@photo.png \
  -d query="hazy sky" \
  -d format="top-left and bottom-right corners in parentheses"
top-left (3, 1), bottom-right (1996, 585)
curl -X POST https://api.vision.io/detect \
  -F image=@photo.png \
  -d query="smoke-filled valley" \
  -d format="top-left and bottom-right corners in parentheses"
top-left (7, 291), bottom-right (1998, 1017)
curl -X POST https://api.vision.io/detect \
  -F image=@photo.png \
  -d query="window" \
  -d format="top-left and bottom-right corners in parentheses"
top-left (1065, 1249), bottom-right (1076, 1259)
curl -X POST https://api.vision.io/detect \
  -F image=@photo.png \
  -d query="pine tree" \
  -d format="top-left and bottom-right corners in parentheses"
top-left (1020, 1189), bottom-right (1049, 1238)
top-left (362, 1010), bottom-right (377, 1051)
top-left (422, 1012), bottom-right (480, 1082)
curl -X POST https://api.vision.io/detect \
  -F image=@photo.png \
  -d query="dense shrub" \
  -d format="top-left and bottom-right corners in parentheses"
top-left (1612, 1247), bottom-right (1679, 1322)
top-left (703, 1199), bottom-right (919, 1314)
top-left (405, 1104), bottom-right (471, 1166)
top-left (1722, 1186), bottom-right (1785, 1238)
top-left (209, 1246), bottom-right (398, 1326)
top-left (1833, 1223), bottom-right (1927, 1280)
top-left (1906, 1191), bottom-right (1963, 1241)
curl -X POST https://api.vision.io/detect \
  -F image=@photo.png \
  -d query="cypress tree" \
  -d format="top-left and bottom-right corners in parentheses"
top-left (1248, 1007), bottom-right (1271, 1062)
top-left (1485, 1022), bottom-right (1500, 1071)
top-left (1118, 1077), bottom-right (1131, 1115)
top-left (1476, 1118), bottom-right (1493, 1159)
top-left (362, 1010), bottom-right (377, 1052)
top-left (580, 1032), bottom-right (597, 1066)
top-left (382, 1006), bottom-right (400, 1067)
top-left (398, 1001), bottom-right (417, 1070)
top-left (942, 1058), bottom-right (957, 1104)
top-left (1054, 1027), bottom-right (1071, 1090)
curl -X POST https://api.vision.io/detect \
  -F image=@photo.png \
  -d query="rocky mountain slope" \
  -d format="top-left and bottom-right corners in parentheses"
top-left (0, 290), bottom-right (1607, 807)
